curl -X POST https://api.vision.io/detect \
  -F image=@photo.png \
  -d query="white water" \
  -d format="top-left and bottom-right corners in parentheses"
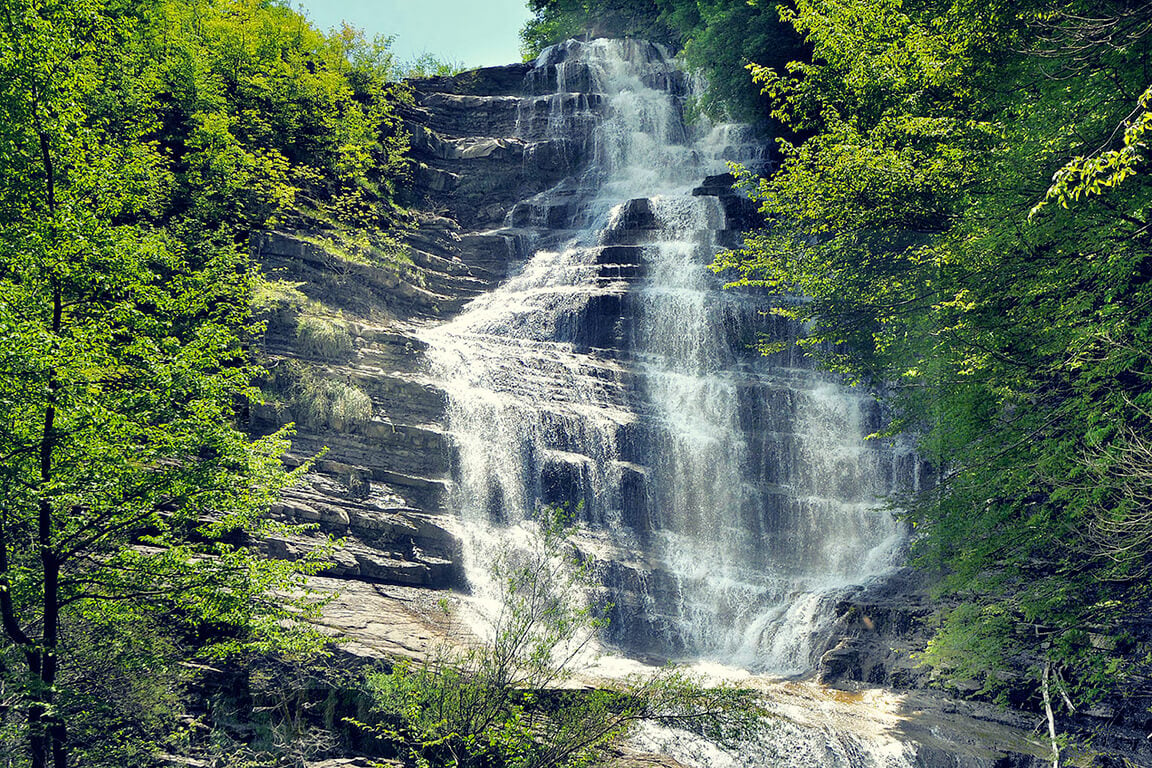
top-left (420, 39), bottom-right (914, 677)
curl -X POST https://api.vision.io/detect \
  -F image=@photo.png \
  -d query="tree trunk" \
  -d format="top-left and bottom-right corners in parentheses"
top-left (26, 648), bottom-right (46, 768)
top-left (1042, 661), bottom-right (1060, 768)
top-left (41, 550), bottom-right (63, 768)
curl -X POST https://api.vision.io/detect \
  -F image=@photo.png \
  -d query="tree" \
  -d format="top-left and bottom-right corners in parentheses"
top-left (521, 0), bottom-right (677, 58)
top-left (0, 0), bottom-right (373, 764)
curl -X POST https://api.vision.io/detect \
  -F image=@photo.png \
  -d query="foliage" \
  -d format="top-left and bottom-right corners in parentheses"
top-left (0, 0), bottom-right (411, 764)
top-left (4, 612), bottom-right (193, 767)
top-left (521, 0), bottom-right (677, 58)
top-left (260, 359), bottom-right (375, 432)
top-left (718, 0), bottom-right (1152, 709)
top-left (184, 655), bottom-right (364, 768)
top-left (659, 0), bottom-right (804, 121)
top-left (129, 1), bottom-right (413, 235)
top-left (402, 52), bottom-right (468, 79)
top-left (353, 509), bottom-right (762, 768)
top-left (253, 278), bottom-right (309, 316)
top-left (920, 603), bottom-right (1019, 701)
top-left (299, 230), bottom-right (415, 276)
top-left (1035, 83), bottom-right (1152, 214)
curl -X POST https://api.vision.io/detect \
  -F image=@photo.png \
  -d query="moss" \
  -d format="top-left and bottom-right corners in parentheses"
top-left (253, 278), bottom-right (308, 314)
top-left (298, 230), bottom-right (414, 274)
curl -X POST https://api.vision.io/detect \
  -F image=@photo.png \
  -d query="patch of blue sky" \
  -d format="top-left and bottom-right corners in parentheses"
top-left (292, 0), bottom-right (534, 68)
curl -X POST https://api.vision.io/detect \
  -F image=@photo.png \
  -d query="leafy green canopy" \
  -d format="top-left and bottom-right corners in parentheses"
top-left (522, 0), bottom-right (678, 54)
top-left (717, 0), bottom-right (1152, 705)
top-left (131, 0), bottom-right (412, 238)
top-left (0, 0), bottom-right (412, 764)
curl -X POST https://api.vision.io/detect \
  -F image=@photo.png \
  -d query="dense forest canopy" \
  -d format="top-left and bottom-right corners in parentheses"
top-left (0, 0), bottom-right (410, 764)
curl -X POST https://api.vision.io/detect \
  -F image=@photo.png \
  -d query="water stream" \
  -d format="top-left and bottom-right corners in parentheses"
top-left (420, 38), bottom-right (916, 679)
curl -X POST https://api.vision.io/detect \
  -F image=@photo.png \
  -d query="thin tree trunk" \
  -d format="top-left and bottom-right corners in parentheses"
top-left (26, 645), bottom-right (46, 768)
top-left (50, 718), bottom-right (66, 768)
top-left (33, 271), bottom-right (64, 768)
top-left (40, 548), bottom-right (62, 768)
top-left (36, 121), bottom-right (64, 766)
top-left (1042, 661), bottom-right (1060, 768)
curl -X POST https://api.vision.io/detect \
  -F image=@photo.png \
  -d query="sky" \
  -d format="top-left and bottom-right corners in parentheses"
top-left (292, 0), bottom-right (534, 69)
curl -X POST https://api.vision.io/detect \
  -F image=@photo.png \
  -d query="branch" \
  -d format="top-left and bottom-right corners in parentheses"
top-left (0, 509), bottom-right (34, 648)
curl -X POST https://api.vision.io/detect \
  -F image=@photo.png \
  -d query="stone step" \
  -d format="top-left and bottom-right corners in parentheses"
top-left (409, 62), bottom-right (533, 97)
top-left (599, 228), bottom-right (720, 246)
top-left (595, 245), bottom-right (645, 264)
top-left (293, 421), bottom-right (446, 464)
top-left (272, 489), bottom-right (458, 555)
top-left (262, 531), bottom-right (459, 589)
top-left (413, 92), bottom-right (524, 137)
top-left (413, 91), bottom-right (606, 143)
top-left (406, 246), bottom-right (469, 274)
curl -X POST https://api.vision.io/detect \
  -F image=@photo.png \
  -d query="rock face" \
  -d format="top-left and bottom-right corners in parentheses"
top-left (815, 568), bottom-right (1152, 767)
top-left (814, 569), bottom-right (936, 691)
top-left (247, 50), bottom-right (634, 604)
top-left (409, 37), bottom-right (917, 678)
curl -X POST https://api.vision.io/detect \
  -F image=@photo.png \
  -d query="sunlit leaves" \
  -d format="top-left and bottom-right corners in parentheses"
top-left (1034, 84), bottom-right (1152, 215)
top-left (0, 0), bottom-right (407, 761)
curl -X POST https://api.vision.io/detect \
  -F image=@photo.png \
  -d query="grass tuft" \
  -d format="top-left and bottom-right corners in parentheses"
top-left (294, 374), bottom-right (373, 431)
top-left (296, 315), bottom-right (354, 361)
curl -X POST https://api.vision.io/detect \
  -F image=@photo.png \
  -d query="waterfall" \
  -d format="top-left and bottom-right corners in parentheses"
top-left (419, 39), bottom-right (914, 675)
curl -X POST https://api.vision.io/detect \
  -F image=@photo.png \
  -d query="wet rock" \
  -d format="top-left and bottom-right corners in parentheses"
top-left (815, 569), bottom-right (934, 691)
top-left (820, 638), bottom-right (864, 681)
top-left (690, 172), bottom-right (737, 196)
top-left (608, 754), bottom-right (691, 768)
top-left (611, 198), bottom-right (660, 230)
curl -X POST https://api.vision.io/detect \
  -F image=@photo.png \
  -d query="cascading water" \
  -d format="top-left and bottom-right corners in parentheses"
top-left (420, 38), bottom-right (917, 676)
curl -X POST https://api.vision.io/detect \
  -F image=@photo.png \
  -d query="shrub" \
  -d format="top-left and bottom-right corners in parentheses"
top-left (351, 509), bottom-right (764, 767)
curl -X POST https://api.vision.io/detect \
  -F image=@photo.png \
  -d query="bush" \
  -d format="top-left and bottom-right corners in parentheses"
top-left (350, 509), bottom-right (764, 768)
top-left (253, 278), bottom-right (308, 315)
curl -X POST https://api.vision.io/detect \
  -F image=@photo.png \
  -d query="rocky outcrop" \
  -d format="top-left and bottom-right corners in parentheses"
top-left (813, 567), bottom-right (1152, 766)
top-left (815, 569), bottom-right (935, 691)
